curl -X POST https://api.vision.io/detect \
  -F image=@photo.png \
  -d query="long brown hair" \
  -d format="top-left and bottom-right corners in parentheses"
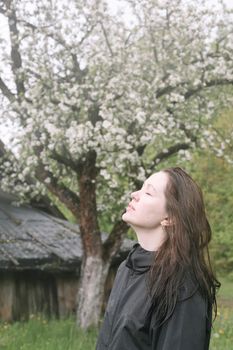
top-left (148, 167), bottom-right (220, 324)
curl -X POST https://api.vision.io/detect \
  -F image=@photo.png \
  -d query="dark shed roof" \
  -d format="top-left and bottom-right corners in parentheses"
top-left (0, 190), bottom-right (132, 272)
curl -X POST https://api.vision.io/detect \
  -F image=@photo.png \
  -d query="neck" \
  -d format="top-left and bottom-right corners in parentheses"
top-left (132, 226), bottom-right (167, 251)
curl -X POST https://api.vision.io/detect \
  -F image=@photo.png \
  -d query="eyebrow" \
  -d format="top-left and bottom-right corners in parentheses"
top-left (143, 182), bottom-right (157, 193)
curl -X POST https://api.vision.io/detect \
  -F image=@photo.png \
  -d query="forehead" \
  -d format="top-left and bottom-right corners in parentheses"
top-left (145, 171), bottom-right (168, 193)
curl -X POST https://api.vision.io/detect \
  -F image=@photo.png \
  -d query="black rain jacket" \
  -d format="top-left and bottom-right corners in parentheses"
top-left (96, 243), bottom-right (212, 350)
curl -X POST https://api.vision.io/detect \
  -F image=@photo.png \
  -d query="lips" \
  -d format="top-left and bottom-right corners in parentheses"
top-left (127, 203), bottom-right (135, 211)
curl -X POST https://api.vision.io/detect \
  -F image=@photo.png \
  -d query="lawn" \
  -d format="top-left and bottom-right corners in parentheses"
top-left (0, 316), bottom-right (97, 350)
top-left (210, 275), bottom-right (233, 349)
top-left (218, 275), bottom-right (233, 301)
top-left (210, 305), bottom-right (233, 350)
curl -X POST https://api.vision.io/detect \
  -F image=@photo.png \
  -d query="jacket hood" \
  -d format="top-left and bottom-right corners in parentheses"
top-left (125, 243), bottom-right (155, 273)
top-left (125, 243), bottom-right (198, 300)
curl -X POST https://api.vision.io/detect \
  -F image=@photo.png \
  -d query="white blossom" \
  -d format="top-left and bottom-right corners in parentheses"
top-left (0, 0), bottom-right (232, 215)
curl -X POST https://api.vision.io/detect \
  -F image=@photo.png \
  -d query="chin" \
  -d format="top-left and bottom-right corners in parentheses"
top-left (122, 213), bottom-right (135, 227)
top-left (122, 212), bottom-right (127, 221)
top-left (122, 211), bottom-right (130, 223)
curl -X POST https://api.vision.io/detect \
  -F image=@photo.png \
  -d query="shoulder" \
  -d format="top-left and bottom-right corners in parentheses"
top-left (177, 271), bottom-right (199, 302)
top-left (114, 260), bottom-right (128, 281)
top-left (164, 272), bottom-right (210, 324)
top-left (117, 259), bottom-right (127, 272)
top-left (176, 271), bottom-right (211, 321)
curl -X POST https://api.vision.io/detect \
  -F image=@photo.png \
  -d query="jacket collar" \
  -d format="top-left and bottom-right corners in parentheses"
top-left (126, 243), bottom-right (155, 273)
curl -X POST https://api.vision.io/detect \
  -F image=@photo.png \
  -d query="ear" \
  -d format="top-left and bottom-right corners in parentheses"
top-left (161, 217), bottom-right (173, 227)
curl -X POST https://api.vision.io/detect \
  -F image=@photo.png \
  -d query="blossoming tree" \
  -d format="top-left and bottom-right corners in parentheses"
top-left (0, 0), bottom-right (232, 328)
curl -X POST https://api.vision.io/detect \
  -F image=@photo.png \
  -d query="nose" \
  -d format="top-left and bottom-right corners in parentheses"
top-left (131, 190), bottom-right (140, 201)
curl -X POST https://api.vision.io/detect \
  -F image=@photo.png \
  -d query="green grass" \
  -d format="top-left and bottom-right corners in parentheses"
top-left (0, 310), bottom-right (232, 350)
top-left (218, 275), bottom-right (233, 299)
top-left (210, 306), bottom-right (233, 350)
top-left (0, 276), bottom-right (232, 350)
top-left (210, 275), bottom-right (233, 349)
top-left (0, 316), bottom-right (97, 350)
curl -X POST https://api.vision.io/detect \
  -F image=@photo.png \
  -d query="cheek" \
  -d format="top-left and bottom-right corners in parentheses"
top-left (147, 200), bottom-right (167, 218)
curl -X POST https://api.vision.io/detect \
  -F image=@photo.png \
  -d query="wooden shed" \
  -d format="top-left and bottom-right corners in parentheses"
top-left (0, 190), bottom-right (132, 322)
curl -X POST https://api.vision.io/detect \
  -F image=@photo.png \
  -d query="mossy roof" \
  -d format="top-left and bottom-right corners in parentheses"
top-left (0, 190), bottom-right (132, 272)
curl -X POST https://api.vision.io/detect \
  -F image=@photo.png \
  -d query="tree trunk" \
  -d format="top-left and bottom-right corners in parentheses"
top-left (76, 255), bottom-right (110, 329)
top-left (75, 150), bottom-right (129, 329)
top-left (76, 150), bottom-right (106, 329)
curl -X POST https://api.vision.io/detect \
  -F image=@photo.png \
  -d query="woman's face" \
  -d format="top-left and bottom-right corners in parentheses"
top-left (122, 171), bottom-right (169, 230)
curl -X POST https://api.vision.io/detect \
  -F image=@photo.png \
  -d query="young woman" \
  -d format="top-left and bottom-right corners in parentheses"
top-left (96, 167), bottom-right (220, 350)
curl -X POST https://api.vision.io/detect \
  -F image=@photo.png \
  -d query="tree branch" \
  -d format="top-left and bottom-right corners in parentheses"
top-left (71, 53), bottom-right (88, 84)
top-left (103, 219), bottom-right (129, 261)
top-left (34, 162), bottom-right (80, 220)
top-left (156, 77), bottom-right (233, 101)
top-left (5, 0), bottom-right (25, 97)
top-left (156, 85), bottom-right (175, 98)
top-left (0, 77), bottom-right (15, 101)
top-left (0, 138), bottom-right (8, 158)
top-left (22, 24), bottom-right (89, 85)
top-left (50, 149), bottom-right (81, 173)
top-left (149, 142), bottom-right (191, 171)
top-left (1, 138), bottom-right (79, 219)
top-left (184, 79), bottom-right (233, 100)
top-left (179, 123), bottom-right (198, 144)
top-left (99, 21), bottom-right (114, 57)
top-left (0, 0), bottom-right (6, 14)
top-left (0, 139), bottom-right (66, 219)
